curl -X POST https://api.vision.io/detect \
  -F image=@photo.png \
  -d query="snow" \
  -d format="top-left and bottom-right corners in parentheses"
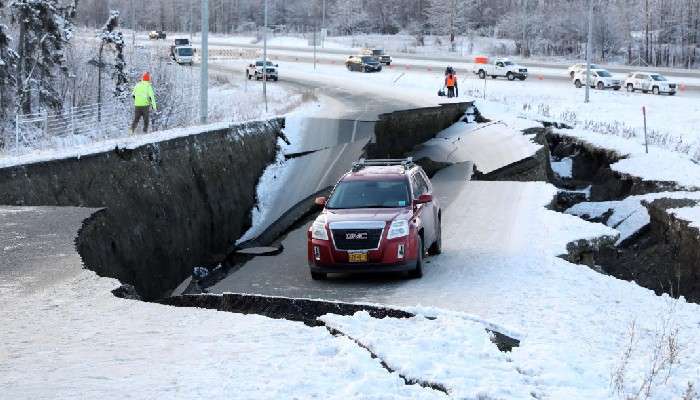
top-left (321, 311), bottom-right (537, 400)
top-left (0, 269), bottom-right (445, 400)
top-left (567, 192), bottom-right (700, 244)
top-left (668, 204), bottom-right (700, 230)
top-left (551, 156), bottom-right (573, 178)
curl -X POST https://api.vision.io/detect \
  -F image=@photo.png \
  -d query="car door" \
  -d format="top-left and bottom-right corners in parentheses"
top-left (495, 61), bottom-right (504, 75)
top-left (639, 74), bottom-right (650, 91)
top-left (410, 172), bottom-right (435, 247)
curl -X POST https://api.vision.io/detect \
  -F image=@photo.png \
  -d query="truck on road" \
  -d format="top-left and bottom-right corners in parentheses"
top-left (472, 57), bottom-right (528, 81)
top-left (170, 45), bottom-right (194, 65)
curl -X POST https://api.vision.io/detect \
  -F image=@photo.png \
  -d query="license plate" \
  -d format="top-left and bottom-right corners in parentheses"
top-left (348, 252), bottom-right (368, 263)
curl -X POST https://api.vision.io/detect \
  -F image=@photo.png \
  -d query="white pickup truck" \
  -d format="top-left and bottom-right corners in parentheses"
top-left (246, 60), bottom-right (279, 81)
top-left (472, 58), bottom-right (528, 81)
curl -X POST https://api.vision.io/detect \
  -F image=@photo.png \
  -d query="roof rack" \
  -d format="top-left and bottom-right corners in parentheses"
top-left (352, 157), bottom-right (414, 172)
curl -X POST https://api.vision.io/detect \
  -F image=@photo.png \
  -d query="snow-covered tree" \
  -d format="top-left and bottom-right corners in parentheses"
top-left (11, 0), bottom-right (77, 114)
top-left (92, 10), bottom-right (127, 102)
top-left (329, 0), bottom-right (368, 35)
top-left (0, 18), bottom-right (18, 118)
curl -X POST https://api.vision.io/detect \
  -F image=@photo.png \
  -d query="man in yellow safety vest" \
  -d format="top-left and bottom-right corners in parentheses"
top-left (130, 72), bottom-right (157, 134)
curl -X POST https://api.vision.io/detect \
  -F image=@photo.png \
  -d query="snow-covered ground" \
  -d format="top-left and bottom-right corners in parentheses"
top-left (4, 43), bottom-right (700, 400)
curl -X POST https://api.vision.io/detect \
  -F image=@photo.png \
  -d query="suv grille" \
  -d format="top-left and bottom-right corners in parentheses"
top-left (332, 229), bottom-right (383, 250)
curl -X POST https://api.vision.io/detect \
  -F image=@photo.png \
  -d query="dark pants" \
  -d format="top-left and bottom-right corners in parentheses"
top-left (131, 106), bottom-right (150, 133)
top-left (447, 86), bottom-right (455, 98)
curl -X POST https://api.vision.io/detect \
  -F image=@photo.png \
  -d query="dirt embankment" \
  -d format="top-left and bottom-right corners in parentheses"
top-left (0, 120), bottom-right (283, 300)
top-left (541, 128), bottom-right (700, 303)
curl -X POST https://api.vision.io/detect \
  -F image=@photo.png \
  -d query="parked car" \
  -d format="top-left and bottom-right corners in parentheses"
top-left (573, 69), bottom-right (621, 90)
top-left (567, 63), bottom-right (602, 79)
top-left (624, 72), bottom-right (677, 95)
top-left (148, 30), bottom-right (167, 40)
top-left (307, 158), bottom-right (441, 280)
top-left (472, 58), bottom-right (527, 80)
top-left (361, 48), bottom-right (392, 65)
top-left (246, 60), bottom-right (279, 81)
top-left (345, 55), bottom-right (383, 72)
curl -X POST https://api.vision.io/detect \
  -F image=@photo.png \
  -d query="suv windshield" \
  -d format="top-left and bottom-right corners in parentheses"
top-left (255, 61), bottom-right (274, 66)
top-left (175, 39), bottom-right (189, 45)
top-left (372, 49), bottom-right (384, 55)
top-left (326, 180), bottom-right (410, 209)
top-left (177, 48), bottom-right (193, 56)
top-left (596, 70), bottom-right (612, 77)
top-left (651, 74), bottom-right (667, 81)
top-left (361, 56), bottom-right (376, 63)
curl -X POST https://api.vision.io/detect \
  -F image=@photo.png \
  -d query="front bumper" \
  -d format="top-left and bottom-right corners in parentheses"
top-left (309, 260), bottom-right (417, 274)
top-left (308, 233), bottom-right (419, 273)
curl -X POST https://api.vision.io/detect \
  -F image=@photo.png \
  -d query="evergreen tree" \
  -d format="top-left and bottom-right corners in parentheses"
top-left (11, 0), bottom-right (77, 114)
top-left (93, 10), bottom-right (127, 100)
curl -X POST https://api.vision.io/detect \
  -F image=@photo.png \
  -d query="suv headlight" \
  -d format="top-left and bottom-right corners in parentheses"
top-left (387, 220), bottom-right (409, 239)
top-left (311, 218), bottom-right (328, 240)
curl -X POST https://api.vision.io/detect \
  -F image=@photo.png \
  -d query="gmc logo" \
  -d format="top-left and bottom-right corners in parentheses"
top-left (346, 232), bottom-right (368, 240)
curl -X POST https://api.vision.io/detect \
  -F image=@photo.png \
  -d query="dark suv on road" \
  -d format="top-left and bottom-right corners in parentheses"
top-left (345, 55), bottom-right (383, 73)
top-left (307, 158), bottom-right (441, 280)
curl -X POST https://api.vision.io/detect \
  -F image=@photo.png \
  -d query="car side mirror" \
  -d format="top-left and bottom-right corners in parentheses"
top-left (414, 194), bottom-right (432, 205)
top-left (314, 196), bottom-right (327, 207)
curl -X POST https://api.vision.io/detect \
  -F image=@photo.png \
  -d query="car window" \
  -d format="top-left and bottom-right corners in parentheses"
top-left (651, 74), bottom-right (667, 81)
top-left (415, 172), bottom-right (430, 195)
top-left (496, 62), bottom-right (504, 67)
top-left (326, 180), bottom-right (410, 209)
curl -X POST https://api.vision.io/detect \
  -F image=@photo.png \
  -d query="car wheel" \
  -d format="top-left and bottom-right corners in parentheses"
top-left (642, 90), bottom-right (648, 94)
top-left (627, 83), bottom-right (634, 92)
top-left (273, 76), bottom-right (278, 81)
top-left (507, 72), bottom-right (515, 81)
top-left (428, 220), bottom-right (442, 255)
top-left (614, 86), bottom-right (620, 91)
top-left (518, 76), bottom-right (526, 81)
top-left (653, 86), bottom-right (660, 95)
top-left (346, 64), bottom-right (352, 71)
top-left (386, 62), bottom-right (391, 66)
top-left (569, 71), bottom-right (575, 79)
top-left (310, 272), bottom-right (327, 281)
top-left (408, 237), bottom-right (424, 279)
top-left (597, 81), bottom-right (604, 90)
top-left (491, 75), bottom-right (497, 79)
top-left (478, 70), bottom-right (486, 79)
top-left (669, 91), bottom-right (676, 96)
top-left (575, 79), bottom-right (582, 88)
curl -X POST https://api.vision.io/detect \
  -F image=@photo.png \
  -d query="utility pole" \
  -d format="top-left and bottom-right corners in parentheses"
top-left (263, 0), bottom-right (268, 112)
top-left (200, 0), bottom-right (209, 124)
top-left (521, 0), bottom-right (528, 57)
top-left (130, 0), bottom-right (135, 48)
top-left (321, 0), bottom-right (326, 48)
top-left (585, 0), bottom-right (593, 103)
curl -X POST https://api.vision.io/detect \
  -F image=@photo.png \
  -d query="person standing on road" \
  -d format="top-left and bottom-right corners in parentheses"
top-left (445, 72), bottom-right (457, 98)
top-left (130, 72), bottom-right (157, 134)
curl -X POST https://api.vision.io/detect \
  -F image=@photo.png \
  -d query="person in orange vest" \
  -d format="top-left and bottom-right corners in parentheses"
top-left (445, 72), bottom-right (457, 98)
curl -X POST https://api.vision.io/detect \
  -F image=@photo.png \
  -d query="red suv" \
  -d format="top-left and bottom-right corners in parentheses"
top-left (307, 158), bottom-right (442, 280)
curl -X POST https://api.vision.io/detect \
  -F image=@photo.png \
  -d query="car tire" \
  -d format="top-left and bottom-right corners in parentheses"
top-left (518, 76), bottom-right (526, 81)
top-left (273, 76), bottom-right (278, 81)
top-left (491, 75), bottom-right (497, 79)
top-left (627, 84), bottom-right (634, 92)
top-left (614, 86), bottom-right (620, 91)
top-left (596, 81), bottom-right (604, 90)
top-left (478, 70), bottom-right (486, 79)
top-left (642, 90), bottom-right (648, 93)
top-left (569, 71), bottom-right (575, 79)
top-left (310, 272), bottom-right (327, 281)
top-left (386, 62), bottom-right (391, 66)
top-left (428, 220), bottom-right (442, 255)
top-left (653, 86), bottom-right (660, 95)
top-left (575, 79), bottom-right (582, 88)
top-left (507, 72), bottom-right (515, 81)
top-left (669, 92), bottom-right (676, 96)
top-left (408, 237), bottom-right (424, 279)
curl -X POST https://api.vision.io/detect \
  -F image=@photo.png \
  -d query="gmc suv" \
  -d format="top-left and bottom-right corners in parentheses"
top-left (307, 158), bottom-right (442, 280)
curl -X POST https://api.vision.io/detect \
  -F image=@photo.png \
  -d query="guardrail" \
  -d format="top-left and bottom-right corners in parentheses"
top-left (10, 102), bottom-right (131, 156)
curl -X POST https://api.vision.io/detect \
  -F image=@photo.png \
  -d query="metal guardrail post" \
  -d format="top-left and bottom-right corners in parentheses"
top-left (71, 106), bottom-right (76, 135)
top-left (43, 110), bottom-right (48, 138)
top-left (15, 113), bottom-right (19, 155)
